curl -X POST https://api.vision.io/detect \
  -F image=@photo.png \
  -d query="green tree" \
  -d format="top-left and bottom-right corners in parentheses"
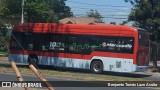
top-left (87, 9), bottom-right (104, 22)
top-left (25, 1), bottom-right (53, 22)
top-left (45, 0), bottom-right (73, 19)
top-left (125, 0), bottom-right (160, 69)
top-left (0, 0), bottom-right (21, 17)
top-left (125, 0), bottom-right (160, 40)
top-left (0, 0), bottom-right (73, 23)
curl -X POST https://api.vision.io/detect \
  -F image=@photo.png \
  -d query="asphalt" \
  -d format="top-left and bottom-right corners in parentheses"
top-left (0, 57), bottom-right (160, 90)
top-left (0, 73), bottom-right (160, 90)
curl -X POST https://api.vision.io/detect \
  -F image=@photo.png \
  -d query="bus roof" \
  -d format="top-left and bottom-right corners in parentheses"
top-left (13, 23), bottom-right (138, 36)
top-left (135, 27), bottom-right (148, 32)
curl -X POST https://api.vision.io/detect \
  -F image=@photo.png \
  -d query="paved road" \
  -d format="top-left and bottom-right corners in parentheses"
top-left (0, 72), bottom-right (160, 90)
top-left (1, 60), bottom-right (160, 81)
top-left (0, 60), bottom-right (160, 90)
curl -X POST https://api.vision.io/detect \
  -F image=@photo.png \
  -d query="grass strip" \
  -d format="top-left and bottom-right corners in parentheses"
top-left (0, 64), bottom-right (145, 81)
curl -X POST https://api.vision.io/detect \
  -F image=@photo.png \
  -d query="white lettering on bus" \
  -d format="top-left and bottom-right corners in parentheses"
top-left (49, 42), bottom-right (57, 50)
top-left (106, 43), bottom-right (132, 48)
top-left (49, 42), bottom-right (64, 50)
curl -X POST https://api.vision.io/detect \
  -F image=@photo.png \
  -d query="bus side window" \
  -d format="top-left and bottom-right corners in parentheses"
top-left (117, 40), bottom-right (121, 51)
top-left (28, 38), bottom-right (34, 50)
top-left (118, 38), bottom-right (134, 53)
top-left (68, 36), bottom-right (77, 52)
top-left (10, 33), bottom-right (23, 50)
top-left (107, 38), bottom-right (117, 52)
top-left (49, 34), bottom-right (66, 52)
top-left (100, 36), bottom-right (134, 54)
top-left (67, 35), bottom-right (92, 54)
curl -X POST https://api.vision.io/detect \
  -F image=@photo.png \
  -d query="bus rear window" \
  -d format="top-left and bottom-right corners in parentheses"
top-left (138, 30), bottom-right (149, 47)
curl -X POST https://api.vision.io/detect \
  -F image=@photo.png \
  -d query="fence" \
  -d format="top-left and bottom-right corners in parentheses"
top-left (0, 36), bottom-right (9, 51)
top-left (0, 28), bottom-right (10, 56)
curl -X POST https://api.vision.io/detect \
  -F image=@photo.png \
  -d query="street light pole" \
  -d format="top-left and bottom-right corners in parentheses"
top-left (21, 0), bottom-right (25, 23)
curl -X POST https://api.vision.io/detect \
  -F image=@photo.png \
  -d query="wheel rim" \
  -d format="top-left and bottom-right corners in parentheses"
top-left (93, 62), bottom-right (102, 72)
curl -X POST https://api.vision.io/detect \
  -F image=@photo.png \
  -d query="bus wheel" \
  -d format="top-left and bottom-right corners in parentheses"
top-left (91, 60), bottom-right (103, 73)
top-left (28, 56), bottom-right (38, 67)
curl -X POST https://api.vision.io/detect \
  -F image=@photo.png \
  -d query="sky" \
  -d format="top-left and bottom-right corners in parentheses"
top-left (65, 0), bottom-right (133, 25)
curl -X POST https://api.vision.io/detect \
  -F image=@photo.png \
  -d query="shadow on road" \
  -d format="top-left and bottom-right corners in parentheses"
top-left (0, 61), bottom-right (152, 79)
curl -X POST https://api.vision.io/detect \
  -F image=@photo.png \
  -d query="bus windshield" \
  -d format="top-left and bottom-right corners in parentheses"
top-left (138, 30), bottom-right (149, 47)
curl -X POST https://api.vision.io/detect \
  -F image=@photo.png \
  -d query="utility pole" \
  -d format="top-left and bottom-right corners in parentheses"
top-left (21, 0), bottom-right (25, 23)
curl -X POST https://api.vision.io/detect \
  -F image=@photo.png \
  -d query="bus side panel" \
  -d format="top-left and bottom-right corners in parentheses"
top-left (92, 56), bottom-right (135, 72)
top-left (92, 56), bottom-right (149, 72)
top-left (8, 54), bottom-right (148, 72)
top-left (38, 56), bottom-right (91, 69)
top-left (8, 54), bottom-right (91, 69)
top-left (9, 54), bottom-right (28, 64)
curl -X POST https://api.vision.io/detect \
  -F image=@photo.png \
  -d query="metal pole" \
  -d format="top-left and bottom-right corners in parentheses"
top-left (21, 0), bottom-right (24, 23)
top-left (29, 64), bottom-right (55, 90)
top-left (10, 61), bottom-right (30, 90)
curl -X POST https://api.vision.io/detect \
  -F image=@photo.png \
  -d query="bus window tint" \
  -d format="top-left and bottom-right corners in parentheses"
top-left (101, 36), bottom-right (134, 54)
top-left (10, 33), bottom-right (23, 49)
top-left (67, 35), bottom-right (93, 54)
top-left (11, 33), bottom-right (134, 54)
top-left (106, 38), bottom-right (117, 51)
top-left (68, 36), bottom-right (77, 52)
top-left (40, 34), bottom-right (50, 51)
top-left (139, 30), bottom-right (149, 47)
top-left (117, 38), bottom-right (134, 53)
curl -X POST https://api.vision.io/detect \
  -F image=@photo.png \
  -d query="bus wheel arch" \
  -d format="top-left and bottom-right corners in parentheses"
top-left (27, 54), bottom-right (38, 66)
top-left (90, 59), bottom-right (103, 73)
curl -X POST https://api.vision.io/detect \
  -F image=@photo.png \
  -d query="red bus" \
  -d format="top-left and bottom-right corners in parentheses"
top-left (9, 23), bottom-right (150, 73)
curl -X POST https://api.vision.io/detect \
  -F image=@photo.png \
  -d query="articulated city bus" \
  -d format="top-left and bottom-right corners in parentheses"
top-left (9, 23), bottom-right (150, 73)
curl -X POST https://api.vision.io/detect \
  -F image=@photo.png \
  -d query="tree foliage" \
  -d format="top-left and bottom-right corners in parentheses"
top-left (45, 0), bottom-right (73, 19)
top-left (125, 0), bottom-right (160, 69)
top-left (125, 0), bottom-right (160, 41)
top-left (0, 0), bottom-right (73, 23)
top-left (87, 9), bottom-right (104, 22)
top-left (0, 0), bottom-right (21, 17)
top-left (25, 0), bottom-right (53, 22)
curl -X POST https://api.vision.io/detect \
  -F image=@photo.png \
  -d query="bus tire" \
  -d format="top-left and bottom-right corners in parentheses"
top-left (28, 55), bottom-right (38, 67)
top-left (91, 60), bottom-right (103, 73)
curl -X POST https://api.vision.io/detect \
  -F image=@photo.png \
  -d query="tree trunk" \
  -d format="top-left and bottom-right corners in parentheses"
top-left (151, 42), bottom-right (158, 68)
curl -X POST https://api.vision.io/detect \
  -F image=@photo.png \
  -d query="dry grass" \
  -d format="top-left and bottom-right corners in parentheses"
top-left (0, 62), bottom-right (145, 81)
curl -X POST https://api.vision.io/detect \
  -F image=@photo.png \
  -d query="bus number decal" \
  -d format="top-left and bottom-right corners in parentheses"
top-left (49, 42), bottom-right (64, 51)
